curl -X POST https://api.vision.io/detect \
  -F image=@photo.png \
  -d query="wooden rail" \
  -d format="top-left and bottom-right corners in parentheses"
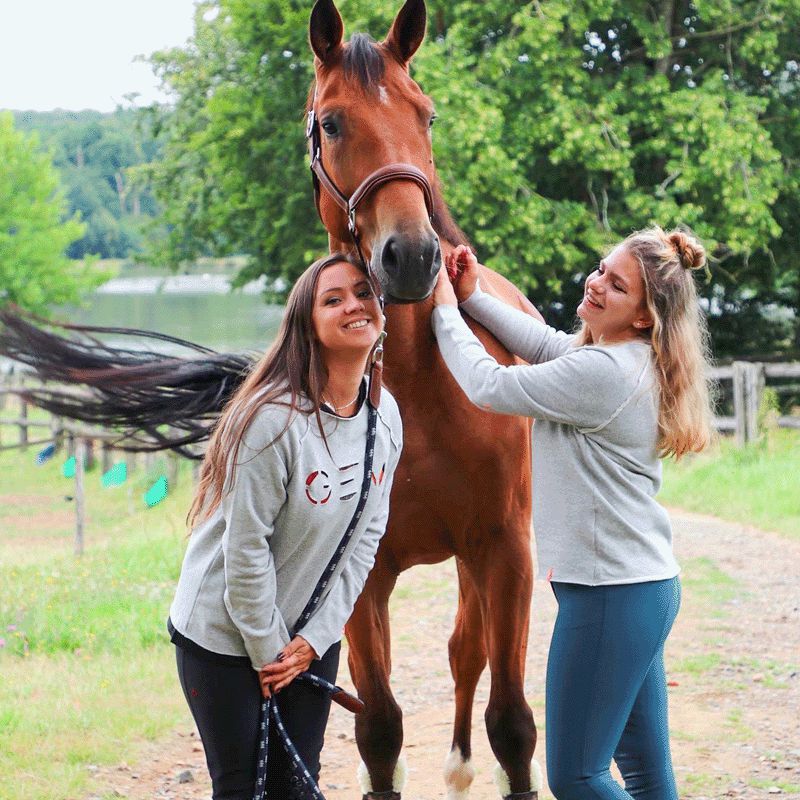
top-left (710, 361), bottom-right (800, 445)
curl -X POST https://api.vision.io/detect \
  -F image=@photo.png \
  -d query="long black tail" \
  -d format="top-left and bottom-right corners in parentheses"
top-left (0, 307), bottom-right (255, 457)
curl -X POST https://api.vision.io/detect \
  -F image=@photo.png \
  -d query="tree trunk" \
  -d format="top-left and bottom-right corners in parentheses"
top-left (115, 171), bottom-right (127, 214)
top-left (655, 0), bottom-right (677, 76)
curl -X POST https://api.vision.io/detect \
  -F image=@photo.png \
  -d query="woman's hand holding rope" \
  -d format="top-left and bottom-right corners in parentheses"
top-left (259, 636), bottom-right (319, 698)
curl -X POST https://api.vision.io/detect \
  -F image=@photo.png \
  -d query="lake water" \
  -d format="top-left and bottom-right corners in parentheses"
top-left (67, 274), bottom-right (285, 354)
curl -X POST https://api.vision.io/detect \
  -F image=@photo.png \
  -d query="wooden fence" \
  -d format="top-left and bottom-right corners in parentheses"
top-left (1, 379), bottom-right (186, 556)
top-left (710, 361), bottom-right (800, 446)
top-left (2, 360), bottom-right (799, 553)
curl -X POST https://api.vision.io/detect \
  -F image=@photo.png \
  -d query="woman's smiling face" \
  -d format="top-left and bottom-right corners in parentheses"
top-left (312, 261), bottom-right (383, 357)
top-left (577, 245), bottom-right (653, 343)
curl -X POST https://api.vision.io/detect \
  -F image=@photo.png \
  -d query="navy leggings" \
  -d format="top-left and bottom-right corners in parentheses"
top-left (546, 577), bottom-right (681, 800)
top-left (175, 641), bottom-right (340, 800)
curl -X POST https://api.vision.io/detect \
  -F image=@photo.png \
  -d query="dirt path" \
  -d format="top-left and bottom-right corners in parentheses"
top-left (86, 510), bottom-right (800, 800)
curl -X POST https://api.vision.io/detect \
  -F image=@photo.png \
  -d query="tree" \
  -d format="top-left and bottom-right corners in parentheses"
top-left (14, 109), bottom-right (163, 260)
top-left (0, 113), bottom-right (103, 313)
top-left (146, 0), bottom-right (800, 355)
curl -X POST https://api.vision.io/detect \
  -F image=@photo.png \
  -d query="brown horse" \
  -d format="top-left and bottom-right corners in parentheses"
top-left (307, 2), bottom-right (544, 797)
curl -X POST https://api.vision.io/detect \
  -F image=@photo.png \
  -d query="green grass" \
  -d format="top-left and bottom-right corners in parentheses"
top-left (0, 439), bottom-right (194, 800)
top-left (678, 556), bottom-right (738, 606)
top-left (661, 428), bottom-right (800, 538)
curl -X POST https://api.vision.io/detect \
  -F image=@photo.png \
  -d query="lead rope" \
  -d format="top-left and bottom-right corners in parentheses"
top-left (252, 386), bottom-right (380, 800)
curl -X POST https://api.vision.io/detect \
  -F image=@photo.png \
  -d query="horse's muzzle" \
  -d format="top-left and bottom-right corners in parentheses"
top-left (373, 232), bottom-right (441, 303)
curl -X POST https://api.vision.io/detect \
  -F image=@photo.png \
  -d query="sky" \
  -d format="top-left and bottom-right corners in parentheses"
top-left (0, 0), bottom-right (200, 112)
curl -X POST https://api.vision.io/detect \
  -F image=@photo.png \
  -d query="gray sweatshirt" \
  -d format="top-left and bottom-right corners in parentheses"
top-left (432, 288), bottom-right (678, 586)
top-left (169, 386), bottom-right (403, 669)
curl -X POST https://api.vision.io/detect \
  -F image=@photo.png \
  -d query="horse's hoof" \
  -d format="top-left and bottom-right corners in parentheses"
top-left (362, 793), bottom-right (401, 800)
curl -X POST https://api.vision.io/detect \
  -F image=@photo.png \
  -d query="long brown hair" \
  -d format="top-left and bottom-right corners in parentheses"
top-left (188, 253), bottom-right (371, 527)
top-left (575, 226), bottom-right (715, 458)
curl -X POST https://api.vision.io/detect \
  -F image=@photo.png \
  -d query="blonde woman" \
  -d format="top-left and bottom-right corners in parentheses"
top-left (431, 228), bottom-right (714, 800)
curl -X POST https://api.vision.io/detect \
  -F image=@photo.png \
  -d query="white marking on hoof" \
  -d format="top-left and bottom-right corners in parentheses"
top-left (493, 759), bottom-right (543, 797)
top-left (358, 760), bottom-right (372, 794)
top-left (444, 748), bottom-right (475, 799)
top-left (357, 753), bottom-right (408, 793)
top-left (378, 85), bottom-right (389, 104)
top-left (494, 762), bottom-right (511, 798)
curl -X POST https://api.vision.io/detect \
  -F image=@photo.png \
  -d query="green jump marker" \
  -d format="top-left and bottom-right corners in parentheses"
top-left (144, 475), bottom-right (168, 507)
top-left (101, 462), bottom-right (127, 488)
top-left (62, 456), bottom-right (76, 478)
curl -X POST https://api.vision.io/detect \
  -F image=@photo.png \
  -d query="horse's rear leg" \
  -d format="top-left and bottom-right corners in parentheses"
top-left (345, 561), bottom-right (405, 799)
top-left (480, 536), bottom-right (540, 799)
top-left (445, 561), bottom-right (487, 799)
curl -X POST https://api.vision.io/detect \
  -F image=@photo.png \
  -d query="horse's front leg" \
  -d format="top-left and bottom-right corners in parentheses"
top-left (445, 560), bottom-right (487, 799)
top-left (345, 557), bottom-right (405, 800)
top-left (478, 531), bottom-right (541, 799)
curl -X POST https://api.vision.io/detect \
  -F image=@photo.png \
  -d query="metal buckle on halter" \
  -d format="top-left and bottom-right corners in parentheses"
top-left (348, 207), bottom-right (357, 234)
top-left (371, 330), bottom-right (387, 365)
top-left (306, 109), bottom-right (316, 138)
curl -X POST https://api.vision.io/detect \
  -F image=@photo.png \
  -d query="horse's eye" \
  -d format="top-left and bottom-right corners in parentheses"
top-left (429, 114), bottom-right (437, 128)
top-left (321, 120), bottom-right (339, 137)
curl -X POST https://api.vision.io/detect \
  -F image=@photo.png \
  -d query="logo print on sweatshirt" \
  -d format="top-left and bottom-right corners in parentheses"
top-left (305, 470), bottom-right (331, 505)
top-left (306, 460), bottom-right (386, 504)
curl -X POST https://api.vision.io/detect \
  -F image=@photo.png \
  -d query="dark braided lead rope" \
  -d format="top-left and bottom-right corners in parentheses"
top-left (252, 402), bottom-right (378, 800)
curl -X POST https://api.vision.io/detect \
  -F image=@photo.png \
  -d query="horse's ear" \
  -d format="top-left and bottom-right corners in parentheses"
top-left (384, 0), bottom-right (427, 65)
top-left (309, 0), bottom-right (344, 63)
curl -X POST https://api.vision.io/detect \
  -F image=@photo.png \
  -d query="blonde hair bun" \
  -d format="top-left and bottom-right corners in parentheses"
top-left (667, 230), bottom-right (706, 271)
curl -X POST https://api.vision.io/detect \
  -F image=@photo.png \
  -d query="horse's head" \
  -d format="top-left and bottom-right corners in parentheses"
top-left (308, 0), bottom-right (443, 303)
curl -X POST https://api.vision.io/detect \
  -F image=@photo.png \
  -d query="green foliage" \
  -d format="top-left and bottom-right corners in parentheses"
top-left (13, 109), bottom-right (163, 260)
top-left (144, 0), bottom-right (799, 354)
top-left (0, 113), bottom-right (105, 313)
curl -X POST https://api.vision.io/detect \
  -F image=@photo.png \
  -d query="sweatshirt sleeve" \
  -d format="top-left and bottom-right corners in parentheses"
top-left (432, 305), bottom-right (633, 430)
top-left (461, 286), bottom-right (575, 364)
top-left (220, 410), bottom-right (293, 670)
top-left (297, 414), bottom-right (403, 659)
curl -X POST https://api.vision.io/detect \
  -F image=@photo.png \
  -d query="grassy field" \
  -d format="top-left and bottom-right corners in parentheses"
top-left (0, 413), bottom-right (798, 799)
top-left (661, 427), bottom-right (800, 539)
top-left (1, 411), bottom-right (194, 800)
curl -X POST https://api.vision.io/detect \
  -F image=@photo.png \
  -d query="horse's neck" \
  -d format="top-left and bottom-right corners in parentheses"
top-left (384, 302), bottom-right (437, 373)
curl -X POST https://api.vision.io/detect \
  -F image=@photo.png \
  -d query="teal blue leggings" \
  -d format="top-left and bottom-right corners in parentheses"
top-left (546, 577), bottom-right (681, 800)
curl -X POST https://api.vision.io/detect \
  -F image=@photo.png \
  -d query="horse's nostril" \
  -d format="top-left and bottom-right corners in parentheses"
top-left (382, 237), bottom-right (401, 276)
top-left (429, 238), bottom-right (442, 276)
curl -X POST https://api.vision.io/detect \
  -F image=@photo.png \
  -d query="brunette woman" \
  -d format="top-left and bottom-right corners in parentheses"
top-left (169, 253), bottom-right (402, 799)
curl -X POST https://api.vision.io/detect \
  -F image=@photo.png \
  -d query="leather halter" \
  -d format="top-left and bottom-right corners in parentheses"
top-left (305, 106), bottom-right (435, 271)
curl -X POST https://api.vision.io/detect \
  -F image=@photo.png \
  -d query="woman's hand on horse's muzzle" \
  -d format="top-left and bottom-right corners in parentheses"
top-left (446, 245), bottom-right (480, 303)
top-left (432, 265), bottom-right (458, 307)
top-left (259, 635), bottom-right (319, 696)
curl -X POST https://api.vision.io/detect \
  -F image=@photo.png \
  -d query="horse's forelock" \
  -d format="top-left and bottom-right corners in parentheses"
top-left (343, 33), bottom-right (386, 90)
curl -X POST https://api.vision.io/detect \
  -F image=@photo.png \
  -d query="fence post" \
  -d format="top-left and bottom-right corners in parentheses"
top-left (746, 362), bottom-right (764, 444)
top-left (19, 395), bottom-right (28, 450)
top-left (101, 442), bottom-right (113, 473)
top-left (74, 438), bottom-right (86, 556)
top-left (51, 416), bottom-right (64, 453)
top-left (733, 361), bottom-right (765, 446)
top-left (168, 452), bottom-right (180, 490)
